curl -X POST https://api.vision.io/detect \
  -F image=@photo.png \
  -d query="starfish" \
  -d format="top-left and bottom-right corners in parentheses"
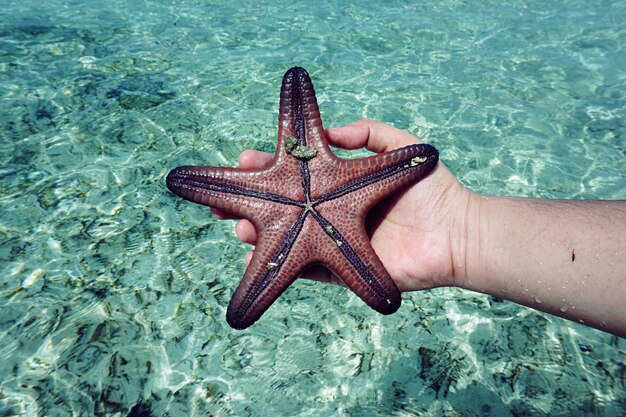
top-left (166, 67), bottom-right (439, 329)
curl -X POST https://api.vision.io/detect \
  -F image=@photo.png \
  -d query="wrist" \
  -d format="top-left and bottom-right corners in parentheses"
top-left (449, 189), bottom-right (486, 291)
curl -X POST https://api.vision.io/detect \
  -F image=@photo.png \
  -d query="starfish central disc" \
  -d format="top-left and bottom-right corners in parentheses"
top-left (304, 197), bottom-right (313, 212)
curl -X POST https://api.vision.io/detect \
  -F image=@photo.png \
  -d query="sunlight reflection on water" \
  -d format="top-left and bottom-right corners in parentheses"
top-left (1, 0), bottom-right (625, 416)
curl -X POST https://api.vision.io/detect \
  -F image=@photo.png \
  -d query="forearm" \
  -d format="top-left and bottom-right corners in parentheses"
top-left (456, 194), bottom-right (626, 337)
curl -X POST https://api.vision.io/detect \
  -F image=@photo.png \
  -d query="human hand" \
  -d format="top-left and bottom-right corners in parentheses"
top-left (212, 119), bottom-right (473, 292)
top-left (209, 118), bottom-right (626, 336)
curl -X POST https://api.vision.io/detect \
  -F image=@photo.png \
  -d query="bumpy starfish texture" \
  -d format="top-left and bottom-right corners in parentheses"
top-left (166, 67), bottom-right (439, 329)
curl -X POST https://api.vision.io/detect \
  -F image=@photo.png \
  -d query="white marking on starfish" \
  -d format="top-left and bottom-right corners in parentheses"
top-left (410, 156), bottom-right (427, 166)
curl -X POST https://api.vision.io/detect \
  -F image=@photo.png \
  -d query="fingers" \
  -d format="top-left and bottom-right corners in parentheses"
top-left (245, 250), bottom-right (253, 264)
top-left (325, 118), bottom-right (422, 154)
top-left (239, 149), bottom-right (273, 169)
top-left (300, 266), bottom-right (347, 287)
top-left (235, 219), bottom-right (257, 244)
top-left (210, 207), bottom-right (232, 220)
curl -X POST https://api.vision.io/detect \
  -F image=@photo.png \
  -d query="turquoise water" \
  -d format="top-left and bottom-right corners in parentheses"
top-left (1, 0), bottom-right (625, 415)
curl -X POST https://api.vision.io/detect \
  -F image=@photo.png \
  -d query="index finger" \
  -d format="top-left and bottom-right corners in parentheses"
top-left (325, 118), bottom-right (423, 154)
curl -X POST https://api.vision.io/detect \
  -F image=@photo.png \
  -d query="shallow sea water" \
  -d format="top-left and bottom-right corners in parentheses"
top-left (1, 0), bottom-right (625, 416)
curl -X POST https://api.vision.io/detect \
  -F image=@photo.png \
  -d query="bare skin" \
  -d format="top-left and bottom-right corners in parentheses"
top-left (213, 119), bottom-right (626, 338)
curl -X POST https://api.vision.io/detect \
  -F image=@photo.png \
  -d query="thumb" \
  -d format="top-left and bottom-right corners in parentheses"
top-left (326, 119), bottom-right (422, 153)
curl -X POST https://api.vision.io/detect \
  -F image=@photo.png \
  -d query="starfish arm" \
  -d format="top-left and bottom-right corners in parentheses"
top-left (310, 208), bottom-right (401, 314)
top-left (276, 67), bottom-right (334, 161)
top-left (226, 212), bottom-right (318, 329)
top-left (166, 165), bottom-right (303, 218)
top-left (310, 143), bottom-right (439, 202)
